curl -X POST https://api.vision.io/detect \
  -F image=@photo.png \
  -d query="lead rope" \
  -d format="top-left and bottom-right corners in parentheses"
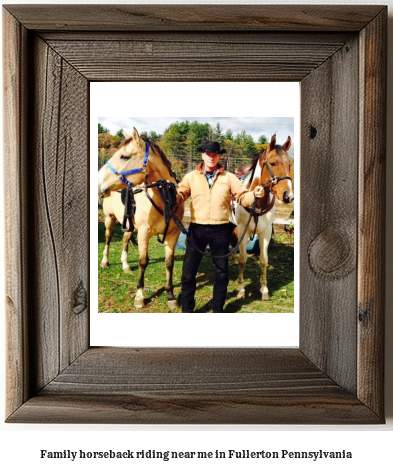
top-left (166, 190), bottom-right (259, 260)
top-left (121, 181), bottom-right (259, 259)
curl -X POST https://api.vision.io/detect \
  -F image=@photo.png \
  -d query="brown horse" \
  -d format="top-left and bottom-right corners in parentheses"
top-left (98, 128), bottom-right (184, 309)
top-left (235, 134), bottom-right (294, 301)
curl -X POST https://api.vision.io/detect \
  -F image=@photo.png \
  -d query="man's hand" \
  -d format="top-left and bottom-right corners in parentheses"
top-left (253, 185), bottom-right (265, 198)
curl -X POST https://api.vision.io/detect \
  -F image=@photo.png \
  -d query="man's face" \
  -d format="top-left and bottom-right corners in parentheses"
top-left (202, 152), bottom-right (221, 171)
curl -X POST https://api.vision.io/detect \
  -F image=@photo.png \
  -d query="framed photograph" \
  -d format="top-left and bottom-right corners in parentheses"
top-left (92, 82), bottom-right (299, 346)
top-left (4, 5), bottom-right (386, 424)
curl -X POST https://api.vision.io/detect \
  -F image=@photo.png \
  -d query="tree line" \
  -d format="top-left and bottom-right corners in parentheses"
top-left (98, 120), bottom-right (269, 165)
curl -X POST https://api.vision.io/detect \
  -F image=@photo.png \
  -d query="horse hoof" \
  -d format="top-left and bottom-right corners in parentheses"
top-left (100, 262), bottom-right (109, 269)
top-left (123, 267), bottom-right (132, 274)
top-left (134, 298), bottom-right (145, 308)
top-left (237, 289), bottom-right (246, 299)
top-left (262, 293), bottom-right (270, 301)
top-left (167, 299), bottom-right (179, 310)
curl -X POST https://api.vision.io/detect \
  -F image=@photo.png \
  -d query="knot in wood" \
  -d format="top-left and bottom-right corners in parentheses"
top-left (309, 125), bottom-right (317, 139)
top-left (73, 281), bottom-right (87, 315)
top-left (308, 228), bottom-right (355, 279)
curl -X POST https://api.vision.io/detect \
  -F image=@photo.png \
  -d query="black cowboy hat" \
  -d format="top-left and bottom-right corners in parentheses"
top-left (197, 141), bottom-right (227, 154)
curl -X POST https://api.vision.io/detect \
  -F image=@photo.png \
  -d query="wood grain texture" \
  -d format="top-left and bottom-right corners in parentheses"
top-left (3, 4), bottom-right (384, 32)
top-left (46, 35), bottom-right (349, 82)
top-left (358, 9), bottom-right (387, 416)
top-left (29, 36), bottom-right (90, 388)
top-left (3, 5), bottom-right (386, 424)
top-left (3, 8), bottom-right (30, 418)
top-left (7, 348), bottom-right (379, 424)
top-left (9, 392), bottom-right (378, 425)
top-left (40, 31), bottom-right (353, 43)
top-left (300, 36), bottom-right (359, 393)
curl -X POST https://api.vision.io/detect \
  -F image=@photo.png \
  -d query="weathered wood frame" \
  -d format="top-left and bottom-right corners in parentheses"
top-left (3, 5), bottom-right (386, 424)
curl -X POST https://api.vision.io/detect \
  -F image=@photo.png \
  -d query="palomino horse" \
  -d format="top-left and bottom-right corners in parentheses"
top-left (98, 128), bottom-right (184, 309)
top-left (100, 191), bottom-right (136, 274)
top-left (235, 134), bottom-right (294, 301)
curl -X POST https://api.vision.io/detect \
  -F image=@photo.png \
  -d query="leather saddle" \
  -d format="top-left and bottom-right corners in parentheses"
top-left (233, 164), bottom-right (253, 180)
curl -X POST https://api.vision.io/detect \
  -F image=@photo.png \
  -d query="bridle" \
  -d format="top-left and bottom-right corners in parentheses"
top-left (105, 141), bottom-right (179, 244)
top-left (260, 155), bottom-right (292, 190)
top-left (104, 142), bottom-right (150, 188)
top-left (243, 153), bottom-right (293, 240)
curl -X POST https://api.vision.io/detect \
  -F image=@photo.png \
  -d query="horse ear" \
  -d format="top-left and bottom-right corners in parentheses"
top-left (283, 136), bottom-right (292, 151)
top-left (267, 134), bottom-right (276, 152)
top-left (132, 127), bottom-right (141, 145)
top-left (123, 130), bottom-right (132, 140)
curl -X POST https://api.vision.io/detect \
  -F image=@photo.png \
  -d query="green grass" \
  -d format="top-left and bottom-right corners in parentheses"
top-left (98, 212), bottom-right (294, 313)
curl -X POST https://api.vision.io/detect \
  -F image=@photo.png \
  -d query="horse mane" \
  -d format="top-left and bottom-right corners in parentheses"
top-left (245, 144), bottom-right (284, 182)
top-left (145, 139), bottom-right (178, 181)
top-left (273, 144), bottom-right (287, 155)
top-left (247, 148), bottom-right (267, 182)
top-left (248, 144), bottom-right (287, 178)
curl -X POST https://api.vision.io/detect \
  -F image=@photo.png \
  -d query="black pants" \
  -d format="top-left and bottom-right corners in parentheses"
top-left (181, 223), bottom-right (231, 313)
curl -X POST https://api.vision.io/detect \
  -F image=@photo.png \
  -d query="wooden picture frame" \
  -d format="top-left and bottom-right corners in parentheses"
top-left (3, 5), bottom-right (386, 424)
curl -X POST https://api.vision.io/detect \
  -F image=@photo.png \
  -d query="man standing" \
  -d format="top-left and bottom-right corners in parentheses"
top-left (176, 141), bottom-right (264, 313)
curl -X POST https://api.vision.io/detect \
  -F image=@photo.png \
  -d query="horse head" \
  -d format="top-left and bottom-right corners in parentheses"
top-left (258, 134), bottom-right (294, 204)
top-left (98, 128), bottom-right (148, 197)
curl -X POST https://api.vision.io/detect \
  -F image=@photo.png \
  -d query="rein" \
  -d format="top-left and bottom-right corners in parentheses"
top-left (161, 185), bottom-right (259, 260)
top-left (144, 180), bottom-right (178, 244)
top-left (179, 196), bottom-right (260, 260)
top-left (122, 179), bottom-right (258, 259)
top-left (114, 147), bottom-right (291, 259)
top-left (244, 192), bottom-right (276, 241)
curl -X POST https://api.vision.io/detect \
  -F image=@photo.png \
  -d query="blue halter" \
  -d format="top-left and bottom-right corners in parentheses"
top-left (105, 142), bottom-right (149, 187)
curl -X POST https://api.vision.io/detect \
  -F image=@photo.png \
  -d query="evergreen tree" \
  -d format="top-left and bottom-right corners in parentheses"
top-left (98, 123), bottom-right (109, 134)
top-left (258, 134), bottom-right (268, 145)
top-left (115, 129), bottom-right (125, 139)
top-left (211, 122), bottom-right (224, 142)
top-left (234, 130), bottom-right (257, 159)
top-left (186, 121), bottom-right (211, 158)
top-left (162, 121), bottom-right (190, 157)
top-left (148, 131), bottom-right (162, 141)
top-left (225, 129), bottom-right (234, 140)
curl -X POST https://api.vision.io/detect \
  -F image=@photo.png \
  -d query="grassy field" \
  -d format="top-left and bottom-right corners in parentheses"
top-left (98, 202), bottom-right (294, 314)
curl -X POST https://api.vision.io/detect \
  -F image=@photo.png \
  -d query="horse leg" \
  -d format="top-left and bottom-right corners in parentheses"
top-left (134, 234), bottom-right (149, 308)
top-left (236, 227), bottom-right (248, 298)
top-left (121, 232), bottom-right (132, 274)
top-left (230, 226), bottom-right (239, 265)
top-left (164, 233), bottom-right (180, 310)
top-left (100, 215), bottom-right (116, 268)
top-left (258, 228), bottom-right (273, 301)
